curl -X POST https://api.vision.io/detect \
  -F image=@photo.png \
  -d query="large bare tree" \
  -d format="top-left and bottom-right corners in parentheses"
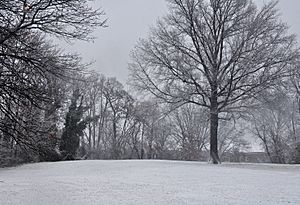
top-left (0, 0), bottom-right (106, 161)
top-left (129, 0), bottom-right (299, 163)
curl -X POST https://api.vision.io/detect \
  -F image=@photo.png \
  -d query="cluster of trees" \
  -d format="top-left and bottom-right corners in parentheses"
top-left (0, 0), bottom-right (106, 166)
top-left (66, 75), bottom-right (249, 162)
top-left (248, 84), bottom-right (300, 164)
top-left (1, 0), bottom-right (300, 166)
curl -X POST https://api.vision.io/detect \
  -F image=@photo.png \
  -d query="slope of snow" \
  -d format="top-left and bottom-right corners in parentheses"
top-left (0, 160), bottom-right (299, 205)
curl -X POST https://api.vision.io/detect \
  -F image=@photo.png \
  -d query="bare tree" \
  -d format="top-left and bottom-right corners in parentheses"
top-left (172, 104), bottom-right (209, 160)
top-left (249, 88), bottom-right (297, 163)
top-left (125, 100), bottom-right (162, 159)
top-left (217, 119), bottom-right (249, 161)
top-left (129, 0), bottom-right (298, 163)
top-left (0, 34), bottom-right (75, 156)
top-left (103, 78), bottom-right (135, 159)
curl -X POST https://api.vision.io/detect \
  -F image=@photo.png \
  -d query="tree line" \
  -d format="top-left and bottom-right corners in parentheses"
top-left (1, 0), bottom-right (300, 166)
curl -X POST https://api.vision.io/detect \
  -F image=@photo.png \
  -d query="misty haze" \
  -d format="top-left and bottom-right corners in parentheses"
top-left (0, 0), bottom-right (300, 205)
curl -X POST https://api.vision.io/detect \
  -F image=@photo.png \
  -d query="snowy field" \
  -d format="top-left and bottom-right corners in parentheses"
top-left (0, 160), bottom-right (300, 205)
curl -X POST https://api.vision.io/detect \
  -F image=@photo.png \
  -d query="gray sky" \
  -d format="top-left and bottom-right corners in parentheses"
top-left (64, 0), bottom-right (300, 84)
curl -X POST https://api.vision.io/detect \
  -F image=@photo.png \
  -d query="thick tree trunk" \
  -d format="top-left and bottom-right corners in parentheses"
top-left (210, 109), bottom-right (221, 164)
top-left (210, 89), bottom-right (221, 164)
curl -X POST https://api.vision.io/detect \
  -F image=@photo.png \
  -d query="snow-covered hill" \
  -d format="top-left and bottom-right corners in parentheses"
top-left (0, 160), bottom-right (299, 205)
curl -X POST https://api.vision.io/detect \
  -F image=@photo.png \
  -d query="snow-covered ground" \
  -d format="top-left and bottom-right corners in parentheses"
top-left (0, 160), bottom-right (299, 205)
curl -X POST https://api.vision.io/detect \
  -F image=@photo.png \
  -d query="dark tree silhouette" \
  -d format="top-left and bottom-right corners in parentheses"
top-left (60, 89), bottom-right (94, 160)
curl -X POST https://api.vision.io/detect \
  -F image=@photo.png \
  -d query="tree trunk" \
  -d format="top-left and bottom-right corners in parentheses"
top-left (210, 90), bottom-right (221, 164)
top-left (112, 118), bottom-right (118, 159)
top-left (140, 124), bottom-right (145, 159)
top-left (88, 123), bottom-right (92, 150)
top-left (92, 103), bottom-right (96, 149)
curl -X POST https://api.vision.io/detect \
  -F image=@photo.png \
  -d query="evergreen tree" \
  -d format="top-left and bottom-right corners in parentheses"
top-left (60, 89), bottom-right (91, 160)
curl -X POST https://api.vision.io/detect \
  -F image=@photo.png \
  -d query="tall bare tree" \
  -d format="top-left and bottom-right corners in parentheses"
top-left (129, 0), bottom-right (298, 163)
top-left (103, 78), bottom-right (135, 159)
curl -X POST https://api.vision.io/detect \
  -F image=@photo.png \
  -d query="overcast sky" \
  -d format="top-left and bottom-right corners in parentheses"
top-left (64, 0), bottom-right (300, 84)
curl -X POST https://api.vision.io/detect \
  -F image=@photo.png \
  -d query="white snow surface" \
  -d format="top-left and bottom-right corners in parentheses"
top-left (0, 160), bottom-right (300, 205)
